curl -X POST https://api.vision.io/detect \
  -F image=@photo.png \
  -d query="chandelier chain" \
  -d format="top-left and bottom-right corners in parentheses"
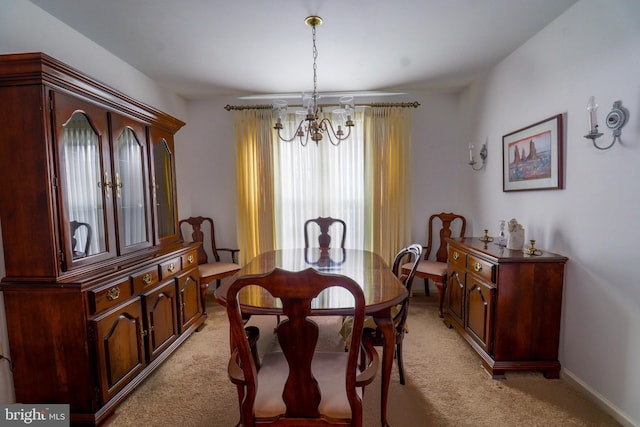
top-left (312, 23), bottom-right (318, 109)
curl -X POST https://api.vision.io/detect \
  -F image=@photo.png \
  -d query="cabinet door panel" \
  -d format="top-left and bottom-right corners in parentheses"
top-left (143, 281), bottom-right (178, 361)
top-left (110, 113), bottom-right (153, 254)
top-left (177, 269), bottom-right (202, 332)
top-left (465, 276), bottom-right (495, 353)
top-left (52, 91), bottom-right (117, 269)
top-left (446, 266), bottom-right (465, 325)
top-left (92, 298), bottom-right (146, 405)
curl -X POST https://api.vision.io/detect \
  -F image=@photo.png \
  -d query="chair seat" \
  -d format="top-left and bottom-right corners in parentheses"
top-left (404, 260), bottom-right (447, 278)
top-left (254, 351), bottom-right (360, 420)
top-left (198, 262), bottom-right (240, 280)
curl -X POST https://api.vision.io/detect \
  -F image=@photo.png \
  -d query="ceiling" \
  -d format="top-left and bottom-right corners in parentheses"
top-left (29, 0), bottom-right (577, 101)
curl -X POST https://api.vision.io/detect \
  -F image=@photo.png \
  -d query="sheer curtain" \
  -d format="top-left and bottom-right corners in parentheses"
top-left (63, 114), bottom-right (105, 256)
top-left (233, 104), bottom-right (413, 266)
top-left (274, 110), bottom-right (365, 250)
top-left (234, 108), bottom-right (276, 264)
top-left (364, 106), bottom-right (412, 264)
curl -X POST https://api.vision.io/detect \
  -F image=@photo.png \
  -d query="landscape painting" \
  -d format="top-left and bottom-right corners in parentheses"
top-left (502, 114), bottom-right (564, 192)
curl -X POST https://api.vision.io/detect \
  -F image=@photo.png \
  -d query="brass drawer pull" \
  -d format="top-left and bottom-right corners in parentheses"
top-left (187, 255), bottom-right (195, 264)
top-left (473, 262), bottom-right (482, 272)
top-left (142, 273), bottom-right (153, 285)
top-left (168, 263), bottom-right (176, 273)
top-left (452, 251), bottom-right (460, 261)
top-left (106, 287), bottom-right (121, 301)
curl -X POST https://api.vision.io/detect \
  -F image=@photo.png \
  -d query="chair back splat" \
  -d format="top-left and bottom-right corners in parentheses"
top-left (225, 268), bottom-right (378, 426)
top-left (304, 216), bottom-right (347, 249)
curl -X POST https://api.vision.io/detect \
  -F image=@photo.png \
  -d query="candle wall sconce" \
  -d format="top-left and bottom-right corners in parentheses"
top-left (584, 97), bottom-right (628, 150)
top-left (468, 143), bottom-right (488, 171)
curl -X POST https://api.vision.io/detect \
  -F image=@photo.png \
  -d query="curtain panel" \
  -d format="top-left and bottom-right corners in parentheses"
top-left (234, 109), bottom-right (276, 265)
top-left (364, 106), bottom-right (412, 265)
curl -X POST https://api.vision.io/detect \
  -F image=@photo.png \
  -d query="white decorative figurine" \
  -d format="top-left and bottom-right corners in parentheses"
top-left (507, 218), bottom-right (525, 250)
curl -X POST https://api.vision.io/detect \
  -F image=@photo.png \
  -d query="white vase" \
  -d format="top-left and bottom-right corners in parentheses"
top-left (507, 228), bottom-right (525, 250)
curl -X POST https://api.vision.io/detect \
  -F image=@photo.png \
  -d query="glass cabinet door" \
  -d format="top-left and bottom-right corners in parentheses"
top-left (53, 91), bottom-right (117, 269)
top-left (149, 127), bottom-right (179, 245)
top-left (111, 113), bottom-right (152, 254)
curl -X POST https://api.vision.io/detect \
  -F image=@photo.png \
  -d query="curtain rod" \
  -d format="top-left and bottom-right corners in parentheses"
top-left (224, 101), bottom-right (420, 111)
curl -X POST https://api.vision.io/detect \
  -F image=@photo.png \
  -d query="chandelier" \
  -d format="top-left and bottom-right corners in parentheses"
top-left (273, 16), bottom-right (355, 146)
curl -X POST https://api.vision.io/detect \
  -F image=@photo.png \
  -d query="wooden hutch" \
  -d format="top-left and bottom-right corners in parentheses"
top-left (0, 53), bottom-right (204, 425)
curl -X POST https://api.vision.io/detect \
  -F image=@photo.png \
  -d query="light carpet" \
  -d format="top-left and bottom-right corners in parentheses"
top-left (107, 293), bottom-right (619, 426)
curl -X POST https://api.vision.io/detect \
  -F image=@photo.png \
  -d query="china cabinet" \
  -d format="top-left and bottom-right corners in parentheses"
top-left (443, 237), bottom-right (567, 379)
top-left (0, 53), bottom-right (204, 425)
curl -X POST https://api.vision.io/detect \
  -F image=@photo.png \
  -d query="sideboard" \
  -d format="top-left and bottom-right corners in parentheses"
top-left (444, 237), bottom-right (568, 379)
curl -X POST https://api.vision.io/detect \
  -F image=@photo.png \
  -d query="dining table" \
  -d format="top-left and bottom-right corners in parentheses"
top-left (214, 247), bottom-right (407, 427)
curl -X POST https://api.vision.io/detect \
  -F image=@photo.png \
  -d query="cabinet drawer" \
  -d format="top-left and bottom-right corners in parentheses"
top-left (182, 250), bottom-right (198, 270)
top-left (467, 254), bottom-right (495, 283)
top-left (160, 257), bottom-right (181, 279)
top-left (448, 246), bottom-right (466, 269)
top-left (89, 278), bottom-right (134, 314)
top-left (132, 265), bottom-right (160, 292)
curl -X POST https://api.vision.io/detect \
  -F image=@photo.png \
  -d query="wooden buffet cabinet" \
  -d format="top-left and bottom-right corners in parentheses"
top-left (443, 237), bottom-right (568, 379)
top-left (0, 53), bottom-right (205, 425)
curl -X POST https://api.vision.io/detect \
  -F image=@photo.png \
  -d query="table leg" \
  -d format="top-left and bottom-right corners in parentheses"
top-left (373, 310), bottom-right (394, 427)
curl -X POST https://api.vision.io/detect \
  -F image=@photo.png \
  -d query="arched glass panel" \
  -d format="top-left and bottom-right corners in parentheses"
top-left (62, 113), bottom-right (106, 258)
top-left (116, 127), bottom-right (147, 247)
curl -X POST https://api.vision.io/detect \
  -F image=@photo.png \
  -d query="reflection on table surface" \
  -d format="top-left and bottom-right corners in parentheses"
top-left (221, 248), bottom-right (406, 315)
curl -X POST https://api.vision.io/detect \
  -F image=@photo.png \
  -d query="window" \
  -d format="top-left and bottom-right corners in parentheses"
top-left (274, 111), bottom-right (365, 249)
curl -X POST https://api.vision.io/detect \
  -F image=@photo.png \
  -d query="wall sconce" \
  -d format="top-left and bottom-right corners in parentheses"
top-left (468, 143), bottom-right (488, 171)
top-left (584, 96), bottom-right (628, 150)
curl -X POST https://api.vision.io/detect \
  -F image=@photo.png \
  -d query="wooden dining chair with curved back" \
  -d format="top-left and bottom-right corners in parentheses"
top-left (304, 216), bottom-right (346, 249)
top-left (225, 267), bottom-right (379, 426)
top-left (341, 243), bottom-right (422, 385)
top-left (404, 212), bottom-right (466, 317)
top-left (179, 216), bottom-right (241, 314)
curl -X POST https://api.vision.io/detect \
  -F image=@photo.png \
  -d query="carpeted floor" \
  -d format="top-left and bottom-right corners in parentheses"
top-left (107, 293), bottom-right (620, 426)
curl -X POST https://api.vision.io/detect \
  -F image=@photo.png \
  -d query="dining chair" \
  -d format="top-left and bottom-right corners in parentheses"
top-left (225, 267), bottom-right (378, 426)
top-left (304, 216), bottom-right (346, 249)
top-left (179, 216), bottom-right (241, 314)
top-left (340, 243), bottom-right (422, 385)
top-left (404, 212), bottom-right (466, 317)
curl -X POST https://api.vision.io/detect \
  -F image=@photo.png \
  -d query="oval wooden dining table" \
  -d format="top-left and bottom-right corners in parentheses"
top-left (215, 248), bottom-right (407, 427)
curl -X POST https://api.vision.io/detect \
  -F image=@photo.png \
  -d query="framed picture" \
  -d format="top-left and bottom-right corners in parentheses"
top-left (502, 114), bottom-right (564, 192)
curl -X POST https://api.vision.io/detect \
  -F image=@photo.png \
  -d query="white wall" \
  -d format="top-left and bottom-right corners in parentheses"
top-left (0, 0), bottom-right (187, 403)
top-left (460, 0), bottom-right (640, 424)
top-left (0, 0), bottom-right (637, 425)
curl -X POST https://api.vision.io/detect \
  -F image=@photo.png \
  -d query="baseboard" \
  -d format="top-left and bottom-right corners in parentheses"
top-left (561, 367), bottom-right (636, 426)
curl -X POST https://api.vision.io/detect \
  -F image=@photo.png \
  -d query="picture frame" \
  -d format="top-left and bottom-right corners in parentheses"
top-left (502, 114), bottom-right (564, 192)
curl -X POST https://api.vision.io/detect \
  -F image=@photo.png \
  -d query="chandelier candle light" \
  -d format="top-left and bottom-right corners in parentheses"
top-left (273, 16), bottom-right (355, 146)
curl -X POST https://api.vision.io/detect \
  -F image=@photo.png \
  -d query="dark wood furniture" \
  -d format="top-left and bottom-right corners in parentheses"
top-left (215, 248), bottom-right (407, 427)
top-left (407, 212), bottom-right (466, 317)
top-left (361, 243), bottom-right (422, 385)
top-left (304, 216), bottom-right (347, 248)
top-left (178, 216), bottom-right (240, 313)
top-left (0, 52), bottom-right (204, 426)
top-left (225, 268), bottom-right (378, 426)
top-left (443, 237), bottom-right (568, 379)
